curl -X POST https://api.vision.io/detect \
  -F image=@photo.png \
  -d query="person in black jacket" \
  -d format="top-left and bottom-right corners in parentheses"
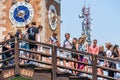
top-left (108, 45), bottom-right (119, 78)
top-left (2, 35), bottom-right (12, 66)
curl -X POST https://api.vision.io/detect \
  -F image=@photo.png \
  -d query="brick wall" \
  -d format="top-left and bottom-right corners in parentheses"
top-left (0, 0), bottom-right (60, 43)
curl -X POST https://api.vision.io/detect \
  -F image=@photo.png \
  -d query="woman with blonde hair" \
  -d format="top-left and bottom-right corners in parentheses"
top-left (76, 37), bottom-right (90, 76)
top-left (76, 37), bottom-right (84, 52)
top-left (76, 37), bottom-right (85, 71)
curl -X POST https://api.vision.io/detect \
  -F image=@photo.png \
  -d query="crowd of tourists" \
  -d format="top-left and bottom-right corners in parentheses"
top-left (1, 21), bottom-right (120, 79)
top-left (2, 22), bottom-right (43, 65)
top-left (60, 33), bottom-right (120, 79)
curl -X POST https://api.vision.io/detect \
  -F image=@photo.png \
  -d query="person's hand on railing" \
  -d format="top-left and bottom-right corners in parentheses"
top-left (114, 57), bottom-right (120, 60)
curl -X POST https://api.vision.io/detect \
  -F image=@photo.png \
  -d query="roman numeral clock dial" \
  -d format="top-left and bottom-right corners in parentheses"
top-left (48, 5), bottom-right (58, 31)
top-left (9, 2), bottom-right (34, 27)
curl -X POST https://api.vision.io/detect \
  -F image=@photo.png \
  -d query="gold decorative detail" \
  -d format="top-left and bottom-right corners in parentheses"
top-left (3, 69), bottom-right (15, 78)
top-left (20, 69), bottom-right (34, 77)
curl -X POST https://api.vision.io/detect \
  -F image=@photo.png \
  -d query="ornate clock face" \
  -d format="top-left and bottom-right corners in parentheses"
top-left (48, 5), bottom-right (57, 31)
top-left (9, 2), bottom-right (34, 27)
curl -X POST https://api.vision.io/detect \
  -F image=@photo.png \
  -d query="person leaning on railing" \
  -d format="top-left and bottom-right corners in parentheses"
top-left (88, 39), bottom-right (99, 55)
top-left (104, 42), bottom-right (113, 77)
top-left (76, 37), bottom-right (89, 76)
top-left (21, 25), bottom-right (30, 64)
top-left (63, 33), bottom-right (72, 69)
top-left (49, 32), bottom-right (58, 46)
top-left (71, 38), bottom-right (78, 74)
top-left (76, 37), bottom-right (85, 71)
top-left (36, 25), bottom-right (43, 66)
top-left (2, 35), bottom-right (13, 66)
top-left (22, 24), bottom-right (30, 50)
top-left (98, 45), bottom-right (106, 65)
top-left (27, 22), bottom-right (39, 65)
top-left (108, 45), bottom-right (119, 78)
top-left (15, 29), bottom-right (26, 64)
top-left (88, 39), bottom-right (99, 64)
top-left (98, 45), bottom-right (106, 80)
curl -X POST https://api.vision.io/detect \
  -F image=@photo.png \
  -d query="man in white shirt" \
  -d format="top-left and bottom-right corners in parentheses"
top-left (63, 33), bottom-right (72, 70)
top-left (63, 33), bottom-right (72, 58)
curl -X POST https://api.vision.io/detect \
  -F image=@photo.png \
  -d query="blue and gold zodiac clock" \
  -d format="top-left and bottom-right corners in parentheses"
top-left (9, 2), bottom-right (34, 27)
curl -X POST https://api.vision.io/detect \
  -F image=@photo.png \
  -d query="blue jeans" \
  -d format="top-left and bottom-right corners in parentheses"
top-left (20, 42), bottom-right (30, 50)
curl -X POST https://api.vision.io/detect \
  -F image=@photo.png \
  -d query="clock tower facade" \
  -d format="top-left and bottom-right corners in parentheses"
top-left (0, 0), bottom-right (61, 43)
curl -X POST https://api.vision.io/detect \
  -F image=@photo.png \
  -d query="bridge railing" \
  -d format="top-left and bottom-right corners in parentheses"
top-left (0, 38), bottom-right (15, 68)
top-left (0, 37), bottom-right (120, 80)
